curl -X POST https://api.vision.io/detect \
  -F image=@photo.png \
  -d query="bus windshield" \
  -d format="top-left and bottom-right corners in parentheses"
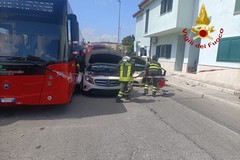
top-left (0, 19), bottom-right (61, 62)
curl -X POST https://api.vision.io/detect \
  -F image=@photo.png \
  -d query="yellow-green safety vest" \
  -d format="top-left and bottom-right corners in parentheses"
top-left (149, 62), bottom-right (161, 69)
top-left (119, 62), bottom-right (133, 82)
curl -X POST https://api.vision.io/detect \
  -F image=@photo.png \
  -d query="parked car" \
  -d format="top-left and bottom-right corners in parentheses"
top-left (131, 56), bottom-right (148, 86)
top-left (81, 49), bottom-right (123, 94)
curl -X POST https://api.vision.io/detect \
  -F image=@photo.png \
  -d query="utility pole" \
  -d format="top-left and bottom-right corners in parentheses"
top-left (117, 0), bottom-right (121, 51)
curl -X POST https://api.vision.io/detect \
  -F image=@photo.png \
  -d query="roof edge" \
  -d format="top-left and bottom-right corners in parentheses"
top-left (133, 9), bottom-right (144, 18)
top-left (138, 0), bottom-right (152, 9)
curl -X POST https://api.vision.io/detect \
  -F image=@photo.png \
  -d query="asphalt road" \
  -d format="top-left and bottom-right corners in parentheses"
top-left (0, 86), bottom-right (240, 160)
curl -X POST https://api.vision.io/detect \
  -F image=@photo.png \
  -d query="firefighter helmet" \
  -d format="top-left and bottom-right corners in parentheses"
top-left (122, 56), bottom-right (131, 62)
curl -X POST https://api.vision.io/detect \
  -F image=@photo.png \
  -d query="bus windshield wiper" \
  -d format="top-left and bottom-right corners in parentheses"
top-left (2, 56), bottom-right (53, 71)
top-left (0, 56), bottom-right (23, 60)
top-left (0, 56), bottom-right (69, 80)
top-left (24, 55), bottom-right (47, 62)
top-left (0, 56), bottom-right (46, 63)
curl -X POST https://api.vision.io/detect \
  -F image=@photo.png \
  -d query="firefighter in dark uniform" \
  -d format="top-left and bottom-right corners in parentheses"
top-left (116, 56), bottom-right (135, 103)
top-left (143, 55), bottom-right (163, 97)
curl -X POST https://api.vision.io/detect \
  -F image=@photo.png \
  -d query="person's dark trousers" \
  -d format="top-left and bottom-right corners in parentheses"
top-left (152, 77), bottom-right (159, 97)
top-left (148, 69), bottom-right (160, 97)
top-left (143, 77), bottom-right (150, 95)
top-left (116, 82), bottom-right (129, 103)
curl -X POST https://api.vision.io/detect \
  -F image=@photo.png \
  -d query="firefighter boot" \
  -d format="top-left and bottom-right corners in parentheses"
top-left (116, 97), bottom-right (123, 103)
top-left (143, 89), bottom-right (148, 95)
top-left (125, 94), bottom-right (131, 100)
top-left (152, 86), bottom-right (157, 97)
top-left (152, 91), bottom-right (156, 97)
top-left (143, 84), bottom-right (149, 95)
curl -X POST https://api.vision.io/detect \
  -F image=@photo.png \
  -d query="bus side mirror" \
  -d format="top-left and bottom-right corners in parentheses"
top-left (68, 14), bottom-right (79, 41)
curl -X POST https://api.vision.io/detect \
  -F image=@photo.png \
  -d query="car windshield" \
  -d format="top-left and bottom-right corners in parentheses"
top-left (87, 64), bottom-right (118, 76)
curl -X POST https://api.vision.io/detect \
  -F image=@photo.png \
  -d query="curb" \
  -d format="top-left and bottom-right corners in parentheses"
top-left (168, 82), bottom-right (240, 108)
top-left (169, 75), bottom-right (240, 96)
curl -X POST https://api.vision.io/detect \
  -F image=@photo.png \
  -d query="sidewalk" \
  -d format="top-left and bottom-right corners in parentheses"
top-left (166, 73), bottom-right (240, 108)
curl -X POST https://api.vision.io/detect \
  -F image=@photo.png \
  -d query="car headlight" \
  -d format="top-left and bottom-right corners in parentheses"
top-left (85, 75), bottom-right (94, 84)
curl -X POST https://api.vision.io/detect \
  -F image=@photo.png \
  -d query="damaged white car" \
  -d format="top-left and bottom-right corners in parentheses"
top-left (81, 49), bottom-right (123, 95)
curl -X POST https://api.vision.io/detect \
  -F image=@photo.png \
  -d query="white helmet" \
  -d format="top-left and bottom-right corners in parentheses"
top-left (122, 56), bottom-right (131, 62)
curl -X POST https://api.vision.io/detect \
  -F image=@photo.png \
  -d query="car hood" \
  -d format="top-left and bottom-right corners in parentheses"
top-left (85, 49), bottom-right (123, 66)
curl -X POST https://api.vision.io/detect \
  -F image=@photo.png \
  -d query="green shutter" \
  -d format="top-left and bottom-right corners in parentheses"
top-left (229, 38), bottom-right (240, 61)
top-left (217, 36), bottom-right (240, 62)
top-left (217, 40), bottom-right (229, 61)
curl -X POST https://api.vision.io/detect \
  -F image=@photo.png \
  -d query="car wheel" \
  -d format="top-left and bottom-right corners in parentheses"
top-left (75, 84), bottom-right (81, 94)
top-left (80, 81), bottom-right (83, 91)
top-left (82, 90), bottom-right (91, 96)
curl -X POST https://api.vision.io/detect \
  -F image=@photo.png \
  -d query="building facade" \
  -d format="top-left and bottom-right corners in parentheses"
top-left (133, 0), bottom-right (240, 90)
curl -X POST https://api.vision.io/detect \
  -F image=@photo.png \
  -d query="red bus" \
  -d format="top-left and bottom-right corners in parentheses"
top-left (0, 0), bottom-right (81, 105)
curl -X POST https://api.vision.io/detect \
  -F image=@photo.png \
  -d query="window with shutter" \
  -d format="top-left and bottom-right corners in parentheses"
top-left (167, 0), bottom-right (173, 12)
top-left (156, 44), bottom-right (172, 59)
top-left (160, 0), bottom-right (166, 15)
top-left (156, 46), bottom-right (160, 58)
top-left (217, 36), bottom-right (240, 62)
top-left (166, 45), bottom-right (172, 59)
top-left (160, 0), bottom-right (173, 15)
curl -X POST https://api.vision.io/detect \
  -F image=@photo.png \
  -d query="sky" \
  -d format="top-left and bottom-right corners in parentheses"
top-left (68, 0), bottom-right (141, 43)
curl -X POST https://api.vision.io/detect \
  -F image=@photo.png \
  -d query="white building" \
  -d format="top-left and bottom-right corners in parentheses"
top-left (133, 0), bottom-right (240, 90)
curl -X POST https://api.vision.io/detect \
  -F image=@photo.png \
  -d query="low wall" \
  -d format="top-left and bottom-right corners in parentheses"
top-left (159, 61), bottom-right (240, 91)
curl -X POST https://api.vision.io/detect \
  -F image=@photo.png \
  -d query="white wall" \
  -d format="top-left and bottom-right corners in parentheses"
top-left (134, 14), bottom-right (150, 56)
top-left (141, 0), bottom-right (196, 36)
top-left (177, 0), bottom-right (197, 28)
top-left (146, 0), bottom-right (178, 35)
top-left (175, 35), bottom-right (186, 71)
top-left (197, 0), bottom-right (240, 68)
top-left (135, 14), bottom-right (144, 41)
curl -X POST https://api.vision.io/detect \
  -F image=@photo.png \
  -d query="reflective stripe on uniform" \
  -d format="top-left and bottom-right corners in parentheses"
top-left (144, 84), bottom-right (149, 89)
top-left (118, 91), bottom-right (124, 97)
top-left (152, 86), bottom-right (157, 92)
top-left (122, 64), bottom-right (128, 77)
top-left (149, 63), bottom-right (160, 69)
top-left (127, 65), bottom-right (131, 79)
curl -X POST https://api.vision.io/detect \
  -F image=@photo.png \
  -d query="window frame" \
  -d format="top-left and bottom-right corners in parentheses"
top-left (234, 0), bottom-right (240, 15)
top-left (216, 36), bottom-right (240, 62)
top-left (156, 44), bottom-right (172, 59)
top-left (160, 0), bottom-right (173, 15)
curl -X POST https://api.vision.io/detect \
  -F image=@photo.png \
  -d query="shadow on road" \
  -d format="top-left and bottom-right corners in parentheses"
top-left (0, 87), bottom-right (176, 127)
top-left (0, 93), bottom-right (127, 126)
